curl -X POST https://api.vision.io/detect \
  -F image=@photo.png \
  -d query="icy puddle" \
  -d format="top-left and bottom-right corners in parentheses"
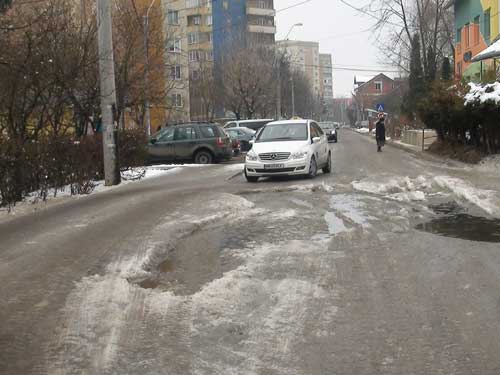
top-left (416, 202), bottom-right (500, 243)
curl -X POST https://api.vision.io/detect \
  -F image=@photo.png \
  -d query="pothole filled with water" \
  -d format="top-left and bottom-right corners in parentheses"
top-left (416, 202), bottom-right (500, 243)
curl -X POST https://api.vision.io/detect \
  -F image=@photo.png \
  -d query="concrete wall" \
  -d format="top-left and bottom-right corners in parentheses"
top-left (401, 130), bottom-right (438, 148)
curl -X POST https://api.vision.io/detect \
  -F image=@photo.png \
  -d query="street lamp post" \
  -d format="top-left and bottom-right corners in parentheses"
top-left (276, 23), bottom-right (302, 119)
top-left (143, 0), bottom-right (159, 136)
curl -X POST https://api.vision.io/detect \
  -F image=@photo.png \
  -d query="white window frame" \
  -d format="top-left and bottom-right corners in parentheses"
top-left (374, 81), bottom-right (383, 93)
top-left (168, 38), bottom-right (182, 53)
top-left (188, 32), bottom-right (199, 45)
top-left (171, 93), bottom-right (183, 108)
top-left (189, 50), bottom-right (200, 62)
top-left (167, 10), bottom-right (179, 25)
top-left (170, 65), bottom-right (181, 80)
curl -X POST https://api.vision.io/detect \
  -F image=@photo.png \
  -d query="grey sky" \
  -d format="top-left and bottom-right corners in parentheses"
top-left (275, 0), bottom-right (394, 97)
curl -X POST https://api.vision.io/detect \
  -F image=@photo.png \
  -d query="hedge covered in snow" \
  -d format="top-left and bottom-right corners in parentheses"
top-left (418, 81), bottom-right (500, 155)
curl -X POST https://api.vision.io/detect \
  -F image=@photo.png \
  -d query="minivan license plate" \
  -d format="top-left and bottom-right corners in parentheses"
top-left (264, 164), bottom-right (284, 169)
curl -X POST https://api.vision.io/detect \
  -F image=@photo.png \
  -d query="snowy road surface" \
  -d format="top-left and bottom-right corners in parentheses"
top-left (1, 130), bottom-right (500, 374)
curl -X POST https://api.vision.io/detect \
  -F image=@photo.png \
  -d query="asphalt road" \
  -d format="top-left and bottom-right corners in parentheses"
top-left (1, 130), bottom-right (500, 375)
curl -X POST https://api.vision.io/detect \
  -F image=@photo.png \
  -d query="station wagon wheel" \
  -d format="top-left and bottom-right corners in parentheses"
top-left (194, 150), bottom-right (213, 164)
top-left (308, 156), bottom-right (317, 178)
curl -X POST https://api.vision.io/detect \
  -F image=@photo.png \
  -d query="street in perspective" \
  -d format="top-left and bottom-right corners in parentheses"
top-left (1, 0), bottom-right (500, 374)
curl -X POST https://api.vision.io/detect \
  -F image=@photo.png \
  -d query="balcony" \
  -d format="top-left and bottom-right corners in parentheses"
top-left (246, 6), bottom-right (276, 17)
top-left (248, 24), bottom-right (276, 34)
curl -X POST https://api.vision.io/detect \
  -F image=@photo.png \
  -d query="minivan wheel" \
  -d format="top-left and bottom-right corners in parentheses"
top-left (322, 152), bottom-right (332, 174)
top-left (308, 156), bottom-right (317, 178)
top-left (245, 168), bottom-right (259, 183)
top-left (194, 150), bottom-right (213, 164)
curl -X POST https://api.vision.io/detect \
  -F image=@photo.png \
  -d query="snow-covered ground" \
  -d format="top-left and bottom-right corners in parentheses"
top-left (0, 163), bottom-right (244, 222)
top-left (477, 155), bottom-right (500, 177)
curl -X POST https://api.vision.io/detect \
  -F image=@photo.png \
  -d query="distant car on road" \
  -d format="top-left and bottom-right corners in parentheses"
top-left (223, 119), bottom-right (274, 132)
top-left (148, 123), bottom-right (232, 164)
top-left (225, 127), bottom-right (256, 152)
top-left (319, 122), bottom-right (338, 143)
top-left (244, 119), bottom-right (331, 182)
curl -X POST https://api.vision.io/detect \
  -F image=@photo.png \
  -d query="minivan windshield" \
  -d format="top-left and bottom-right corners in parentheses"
top-left (257, 123), bottom-right (308, 142)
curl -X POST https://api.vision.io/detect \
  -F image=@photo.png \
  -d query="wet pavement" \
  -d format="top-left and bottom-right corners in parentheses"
top-left (1, 130), bottom-right (500, 374)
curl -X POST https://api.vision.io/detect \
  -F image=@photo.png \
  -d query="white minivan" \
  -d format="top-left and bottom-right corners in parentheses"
top-left (244, 119), bottom-right (331, 182)
top-left (223, 119), bottom-right (273, 132)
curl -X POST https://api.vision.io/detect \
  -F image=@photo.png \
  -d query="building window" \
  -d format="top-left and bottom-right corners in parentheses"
top-left (188, 32), bottom-right (199, 44)
top-left (167, 10), bottom-right (179, 25)
top-left (189, 50), bottom-right (200, 62)
top-left (191, 70), bottom-right (200, 80)
top-left (171, 93), bottom-right (183, 108)
top-left (374, 81), bottom-right (383, 93)
top-left (206, 50), bottom-right (213, 61)
top-left (206, 15), bottom-right (212, 25)
top-left (474, 16), bottom-right (480, 45)
top-left (457, 27), bottom-right (462, 43)
top-left (188, 15), bottom-right (202, 26)
top-left (457, 62), bottom-right (462, 76)
top-left (208, 33), bottom-right (213, 43)
top-left (465, 23), bottom-right (470, 48)
top-left (484, 9), bottom-right (491, 42)
top-left (168, 38), bottom-right (182, 53)
top-left (186, 0), bottom-right (200, 8)
top-left (170, 65), bottom-right (181, 80)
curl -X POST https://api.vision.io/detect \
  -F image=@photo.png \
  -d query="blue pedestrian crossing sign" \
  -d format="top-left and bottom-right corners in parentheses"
top-left (376, 103), bottom-right (385, 112)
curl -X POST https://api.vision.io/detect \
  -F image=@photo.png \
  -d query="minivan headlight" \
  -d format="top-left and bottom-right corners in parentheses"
top-left (291, 151), bottom-right (308, 159)
top-left (246, 150), bottom-right (258, 161)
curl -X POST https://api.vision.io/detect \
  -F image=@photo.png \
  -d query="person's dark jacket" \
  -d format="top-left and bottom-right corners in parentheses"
top-left (375, 120), bottom-right (386, 142)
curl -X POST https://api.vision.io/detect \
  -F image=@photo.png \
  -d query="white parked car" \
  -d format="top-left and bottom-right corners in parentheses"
top-left (244, 119), bottom-right (331, 182)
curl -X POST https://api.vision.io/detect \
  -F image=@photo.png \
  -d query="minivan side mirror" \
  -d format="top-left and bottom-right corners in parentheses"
top-left (249, 139), bottom-right (255, 145)
top-left (150, 138), bottom-right (157, 145)
top-left (312, 137), bottom-right (321, 144)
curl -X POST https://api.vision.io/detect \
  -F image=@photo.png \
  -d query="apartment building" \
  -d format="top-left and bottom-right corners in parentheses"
top-left (449, 0), bottom-right (500, 80)
top-left (161, 0), bottom-right (192, 123)
top-left (319, 53), bottom-right (334, 100)
top-left (277, 40), bottom-right (321, 96)
top-left (212, 0), bottom-right (277, 116)
top-left (160, 0), bottom-right (276, 120)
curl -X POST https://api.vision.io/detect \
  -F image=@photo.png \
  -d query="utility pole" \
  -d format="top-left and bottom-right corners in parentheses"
top-left (291, 76), bottom-right (296, 116)
top-left (276, 54), bottom-right (281, 120)
top-left (97, 0), bottom-right (120, 186)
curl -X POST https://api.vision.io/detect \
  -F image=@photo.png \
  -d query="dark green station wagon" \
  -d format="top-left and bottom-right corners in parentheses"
top-left (147, 123), bottom-right (233, 164)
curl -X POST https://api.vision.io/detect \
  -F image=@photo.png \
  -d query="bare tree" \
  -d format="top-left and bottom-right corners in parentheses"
top-left (362, 0), bottom-right (453, 75)
top-left (220, 38), bottom-right (276, 119)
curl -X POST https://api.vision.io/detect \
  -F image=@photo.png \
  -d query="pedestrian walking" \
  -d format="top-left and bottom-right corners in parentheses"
top-left (375, 113), bottom-right (386, 152)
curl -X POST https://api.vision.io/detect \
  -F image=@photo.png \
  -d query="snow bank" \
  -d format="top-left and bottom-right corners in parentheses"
top-left (433, 176), bottom-right (500, 217)
top-left (352, 175), bottom-right (431, 200)
top-left (477, 155), bottom-right (500, 177)
top-left (355, 128), bottom-right (370, 134)
top-left (465, 82), bottom-right (500, 105)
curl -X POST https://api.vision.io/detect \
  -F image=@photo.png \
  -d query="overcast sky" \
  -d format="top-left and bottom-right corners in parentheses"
top-left (275, 0), bottom-right (397, 97)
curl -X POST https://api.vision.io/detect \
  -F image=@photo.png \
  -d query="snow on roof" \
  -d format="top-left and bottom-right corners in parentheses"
top-left (464, 82), bottom-right (500, 105)
top-left (472, 38), bottom-right (500, 62)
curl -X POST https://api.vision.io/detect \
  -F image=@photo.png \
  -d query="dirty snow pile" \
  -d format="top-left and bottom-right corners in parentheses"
top-left (433, 176), bottom-right (500, 217)
top-left (352, 175), bottom-right (430, 202)
top-left (477, 155), bottom-right (500, 177)
top-left (355, 128), bottom-right (370, 134)
top-left (464, 82), bottom-right (500, 105)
